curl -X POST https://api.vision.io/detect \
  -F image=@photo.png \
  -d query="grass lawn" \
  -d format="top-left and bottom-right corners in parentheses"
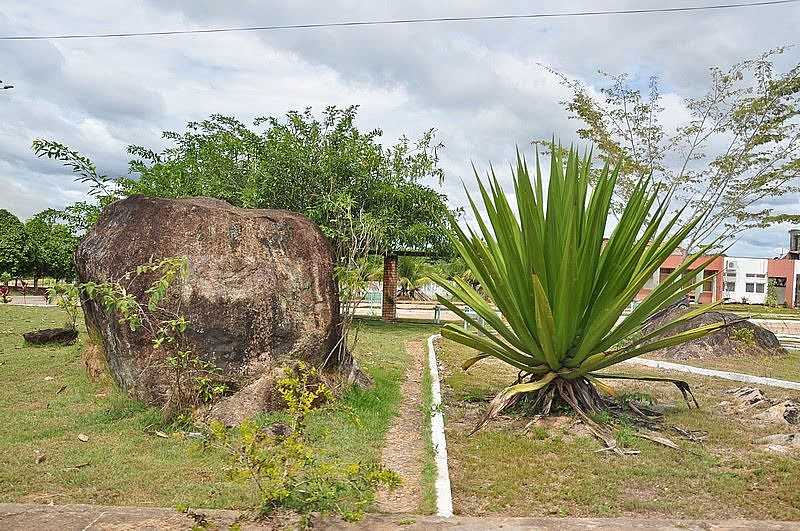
top-left (437, 338), bottom-right (800, 520)
top-left (716, 303), bottom-right (800, 319)
top-left (642, 350), bottom-right (800, 383)
top-left (0, 304), bottom-right (436, 512)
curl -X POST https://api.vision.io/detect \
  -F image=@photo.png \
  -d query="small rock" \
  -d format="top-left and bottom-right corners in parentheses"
top-left (765, 444), bottom-right (791, 454)
top-left (725, 387), bottom-right (769, 409)
top-left (756, 433), bottom-right (800, 447)
top-left (34, 451), bottom-right (46, 464)
top-left (43, 376), bottom-right (54, 382)
top-left (754, 400), bottom-right (800, 425)
top-left (77, 433), bottom-right (89, 442)
top-left (23, 327), bottom-right (78, 345)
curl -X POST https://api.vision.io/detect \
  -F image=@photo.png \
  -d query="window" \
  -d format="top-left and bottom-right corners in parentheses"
top-left (746, 283), bottom-right (755, 293)
top-left (771, 276), bottom-right (787, 288)
top-left (746, 273), bottom-right (766, 278)
top-left (659, 268), bottom-right (674, 283)
top-left (702, 271), bottom-right (715, 292)
top-left (724, 281), bottom-right (736, 292)
top-left (755, 283), bottom-right (765, 293)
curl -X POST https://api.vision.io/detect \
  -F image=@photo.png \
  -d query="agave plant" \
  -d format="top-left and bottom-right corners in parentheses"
top-left (433, 146), bottom-right (728, 434)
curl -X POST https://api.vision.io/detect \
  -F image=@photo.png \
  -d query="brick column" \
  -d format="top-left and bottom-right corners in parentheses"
top-left (382, 254), bottom-right (398, 322)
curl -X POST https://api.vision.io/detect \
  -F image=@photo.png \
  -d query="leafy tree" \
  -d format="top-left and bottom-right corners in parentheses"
top-left (545, 47), bottom-right (800, 253)
top-left (33, 106), bottom-right (455, 360)
top-left (23, 209), bottom-right (78, 286)
top-left (118, 106), bottom-right (454, 258)
top-left (395, 257), bottom-right (435, 300)
top-left (0, 209), bottom-right (26, 278)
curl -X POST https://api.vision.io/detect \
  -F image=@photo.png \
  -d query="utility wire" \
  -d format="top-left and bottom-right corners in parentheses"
top-left (0, 0), bottom-right (797, 41)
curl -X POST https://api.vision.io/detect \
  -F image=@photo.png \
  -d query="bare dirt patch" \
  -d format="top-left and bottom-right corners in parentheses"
top-left (376, 341), bottom-right (425, 513)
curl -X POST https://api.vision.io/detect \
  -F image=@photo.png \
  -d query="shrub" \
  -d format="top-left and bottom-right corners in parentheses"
top-left (48, 282), bottom-right (80, 330)
top-left (433, 145), bottom-right (728, 439)
top-left (730, 326), bottom-right (756, 346)
top-left (207, 363), bottom-right (399, 523)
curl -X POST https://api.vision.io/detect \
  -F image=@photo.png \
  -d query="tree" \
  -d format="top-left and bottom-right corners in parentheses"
top-left (545, 47), bottom-right (800, 253)
top-left (0, 209), bottom-right (26, 278)
top-left (396, 257), bottom-right (436, 300)
top-left (23, 209), bottom-right (78, 286)
top-left (33, 106), bottom-right (455, 359)
top-left (34, 106), bottom-right (455, 258)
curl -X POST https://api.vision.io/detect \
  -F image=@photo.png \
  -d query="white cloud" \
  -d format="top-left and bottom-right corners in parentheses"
top-left (0, 0), bottom-right (798, 256)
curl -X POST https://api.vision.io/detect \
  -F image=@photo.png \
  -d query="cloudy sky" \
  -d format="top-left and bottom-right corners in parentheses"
top-left (1, 1), bottom-right (799, 256)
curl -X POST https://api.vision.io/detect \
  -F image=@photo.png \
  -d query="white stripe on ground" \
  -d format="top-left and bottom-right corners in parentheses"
top-left (426, 333), bottom-right (453, 518)
top-left (624, 356), bottom-right (800, 390)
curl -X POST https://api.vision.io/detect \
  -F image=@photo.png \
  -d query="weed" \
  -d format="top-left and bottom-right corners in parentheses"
top-left (730, 327), bottom-right (756, 346)
top-left (207, 363), bottom-right (400, 523)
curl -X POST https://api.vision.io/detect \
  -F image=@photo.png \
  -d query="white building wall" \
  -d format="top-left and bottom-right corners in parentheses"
top-left (722, 257), bottom-right (768, 304)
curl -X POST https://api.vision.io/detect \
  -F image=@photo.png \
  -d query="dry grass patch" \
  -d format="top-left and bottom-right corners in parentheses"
top-left (437, 338), bottom-right (800, 520)
top-left (642, 349), bottom-right (800, 383)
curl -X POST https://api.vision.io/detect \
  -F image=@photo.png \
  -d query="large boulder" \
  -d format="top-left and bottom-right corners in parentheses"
top-left (75, 195), bottom-right (352, 422)
top-left (643, 302), bottom-right (786, 360)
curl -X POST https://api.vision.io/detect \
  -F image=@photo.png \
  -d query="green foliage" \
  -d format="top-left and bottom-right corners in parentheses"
top-left (765, 279), bottom-right (779, 308)
top-left (80, 256), bottom-right (224, 416)
top-left (0, 209), bottom-right (26, 277)
top-left (119, 106), bottom-right (454, 258)
top-left (207, 363), bottom-right (399, 522)
top-left (32, 139), bottom-right (116, 200)
top-left (547, 47), bottom-right (800, 251)
top-left (396, 257), bottom-right (435, 300)
top-left (48, 282), bottom-right (81, 330)
top-left (0, 271), bottom-right (11, 285)
top-left (730, 326), bottom-right (756, 346)
top-left (275, 362), bottom-right (335, 431)
top-left (23, 209), bottom-right (78, 283)
top-left (433, 145), bottom-right (726, 414)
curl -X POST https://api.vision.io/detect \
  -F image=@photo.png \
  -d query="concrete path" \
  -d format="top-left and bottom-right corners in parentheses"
top-left (0, 503), bottom-right (245, 530)
top-left (3, 504), bottom-right (798, 530)
top-left (320, 514), bottom-right (800, 530)
top-left (625, 357), bottom-right (800, 390)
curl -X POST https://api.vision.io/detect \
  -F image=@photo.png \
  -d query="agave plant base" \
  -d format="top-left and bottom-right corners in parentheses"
top-left (479, 374), bottom-right (699, 454)
top-left (509, 376), bottom-right (603, 417)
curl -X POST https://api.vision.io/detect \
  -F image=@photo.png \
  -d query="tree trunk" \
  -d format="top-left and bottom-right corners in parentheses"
top-left (382, 254), bottom-right (398, 322)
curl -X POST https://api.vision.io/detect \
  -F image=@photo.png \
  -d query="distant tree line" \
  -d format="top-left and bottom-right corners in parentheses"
top-left (0, 208), bottom-right (79, 287)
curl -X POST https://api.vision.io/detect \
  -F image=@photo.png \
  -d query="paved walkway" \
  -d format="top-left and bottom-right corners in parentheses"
top-left (2, 504), bottom-right (797, 530)
top-left (0, 503), bottom-right (244, 530)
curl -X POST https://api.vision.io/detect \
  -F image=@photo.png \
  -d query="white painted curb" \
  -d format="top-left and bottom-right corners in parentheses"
top-left (426, 333), bottom-right (453, 518)
top-left (625, 356), bottom-right (800, 391)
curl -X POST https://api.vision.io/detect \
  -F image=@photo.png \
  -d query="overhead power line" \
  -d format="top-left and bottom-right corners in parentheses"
top-left (0, 0), bottom-right (797, 41)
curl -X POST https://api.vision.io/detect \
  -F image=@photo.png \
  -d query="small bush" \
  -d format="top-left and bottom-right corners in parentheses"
top-left (207, 363), bottom-right (400, 524)
top-left (730, 327), bottom-right (756, 346)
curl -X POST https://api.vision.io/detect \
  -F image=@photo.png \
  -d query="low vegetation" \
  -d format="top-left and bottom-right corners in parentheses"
top-left (437, 338), bottom-right (800, 519)
top-left (0, 305), bottom-right (435, 519)
top-left (644, 350), bottom-right (800, 383)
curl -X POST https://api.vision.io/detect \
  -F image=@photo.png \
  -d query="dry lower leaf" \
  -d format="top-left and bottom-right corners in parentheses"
top-left (154, 431), bottom-right (169, 438)
top-left (43, 376), bottom-right (55, 381)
